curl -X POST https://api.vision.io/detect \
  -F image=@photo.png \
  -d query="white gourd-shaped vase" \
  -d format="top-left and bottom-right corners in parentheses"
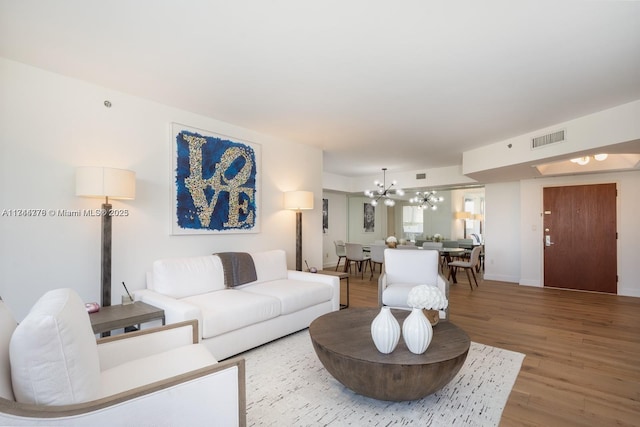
top-left (402, 308), bottom-right (433, 354)
top-left (371, 307), bottom-right (400, 354)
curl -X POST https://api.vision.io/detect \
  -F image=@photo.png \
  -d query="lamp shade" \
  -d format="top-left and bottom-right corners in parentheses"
top-left (454, 211), bottom-right (471, 220)
top-left (76, 167), bottom-right (136, 200)
top-left (283, 191), bottom-right (314, 210)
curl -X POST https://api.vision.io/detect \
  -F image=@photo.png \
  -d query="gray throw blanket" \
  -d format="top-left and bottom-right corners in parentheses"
top-left (216, 252), bottom-right (257, 288)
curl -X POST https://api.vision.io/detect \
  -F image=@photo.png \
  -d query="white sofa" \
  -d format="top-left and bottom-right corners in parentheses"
top-left (135, 249), bottom-right (340, 360)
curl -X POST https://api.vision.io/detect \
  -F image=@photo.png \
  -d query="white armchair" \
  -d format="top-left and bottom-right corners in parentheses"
top-left (0, 289), bottom-right (245, 426)
top-left (378, 248), bottom-right (449, 320)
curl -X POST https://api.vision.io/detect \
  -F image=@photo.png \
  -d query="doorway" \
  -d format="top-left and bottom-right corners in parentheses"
top-left (543, 183), bottom-right (617, 293)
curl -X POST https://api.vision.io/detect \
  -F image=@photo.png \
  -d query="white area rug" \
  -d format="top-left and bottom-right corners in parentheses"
top-left (243, 329), bottom-right (524, 427)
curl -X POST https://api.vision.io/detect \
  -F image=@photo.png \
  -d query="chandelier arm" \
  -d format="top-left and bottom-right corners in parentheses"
top-left (364, 168), bottom-right (402, 207)
top-left (411, 190), bottom-right (443, 210)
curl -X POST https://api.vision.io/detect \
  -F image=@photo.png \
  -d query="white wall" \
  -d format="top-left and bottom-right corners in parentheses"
top-left (463, 100), bottom-right (640, 176)
top-left (323, 165), bottom-right (477, 194)
top-left (450, 189), bottom-right (467, 240)
top-left (321, 191), bottom-right (347, 269)
top-left (483, 171), bottom-right (640, 297)
top-left (518, 170), bottom-right (640, 296)
top-left (0, 58), bottom-right (324, 319)
top-left (483, 182), bottom-right (521, 283)
top-left (421, 192), bottom-right (453, 239)
top-left (392, 191), bottom-right (454, 241)
top-left (347, 196), bottom-right (387, 245)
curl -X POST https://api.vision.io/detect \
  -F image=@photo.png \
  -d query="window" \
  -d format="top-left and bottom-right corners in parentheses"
top-left (402, 206), bottom-right (423, 234)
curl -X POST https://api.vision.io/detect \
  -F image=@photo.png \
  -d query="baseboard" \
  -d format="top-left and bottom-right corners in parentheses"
top-left (617, 286), bottom-right (640, 298)
top-left (482, 273), bottom-right (519, 283)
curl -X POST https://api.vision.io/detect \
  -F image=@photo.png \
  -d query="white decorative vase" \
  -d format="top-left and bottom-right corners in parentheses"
top-left (402, 308), bottom-right (433, 354)
top-left (371, 307), bottom-right (401, 354)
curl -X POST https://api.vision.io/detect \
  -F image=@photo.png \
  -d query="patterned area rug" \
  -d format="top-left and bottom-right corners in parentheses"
top-left (243, 329), bottom-right (524, 426)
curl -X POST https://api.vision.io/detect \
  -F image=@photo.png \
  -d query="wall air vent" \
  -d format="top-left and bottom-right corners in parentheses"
top-left (416, 173), bottom-right (426, 180)
top-left (531, 129), bottom-right (566, 149)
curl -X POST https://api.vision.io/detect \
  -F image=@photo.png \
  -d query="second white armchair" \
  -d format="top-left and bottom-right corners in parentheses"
top-left (378, 248), bottom-right (449, 320)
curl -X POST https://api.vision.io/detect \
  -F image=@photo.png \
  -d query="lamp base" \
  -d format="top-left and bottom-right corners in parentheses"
top-left (295, 211), bottom-right (302, 271)
top-left (101, 202), bottom-right (112, 307)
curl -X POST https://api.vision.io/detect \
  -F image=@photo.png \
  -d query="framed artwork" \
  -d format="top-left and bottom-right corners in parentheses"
top-left (364, 202), bottom-right (375, 232)
top-left (171, 123), bottom-right (261, 234)
top-left (322, 198), bottom-right (328, 233)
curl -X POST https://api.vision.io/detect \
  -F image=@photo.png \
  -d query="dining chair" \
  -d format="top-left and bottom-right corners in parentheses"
top-left (345, 243), bottom-right (372, 279)
top-left (334, 240), bottom-right (347, 271)
top-left (421, 242), bottom-right (443, 250)
top-left (369, 244), bottom-right (386, 280)
top-left (422, 241), bottom-right (445, 271)
top-left (476, 245), bottom-right (485, 273)
top-left (447, 246), bottom-right (482, 290)
top-left (457, 238), bottom-right (475, 260)
top-left (397, 243), bottom-right (419, 249)
top-left (442, 240), bottom-right (459, 248)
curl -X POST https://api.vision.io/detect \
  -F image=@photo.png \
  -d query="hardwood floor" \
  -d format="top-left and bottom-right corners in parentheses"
top-left (336, 266), bottom-right (640, 426)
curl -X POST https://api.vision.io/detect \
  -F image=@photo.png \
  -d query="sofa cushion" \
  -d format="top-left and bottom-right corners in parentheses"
top-left (182, 290), bottom-right (281, 339)
top-left (100, 344), bottom-right (217, 398)
top-left (153, 255), bottom-right (225, 298)
top-left (241, 279), bottom-right (333, 315)
top-left (10, 288), bottom-right (101, 405)
top-left (249, 250), bottom-right (288, 283)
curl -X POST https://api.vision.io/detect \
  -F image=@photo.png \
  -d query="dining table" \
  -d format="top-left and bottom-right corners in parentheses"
top-left (438, 247), bottom-right (466, 283)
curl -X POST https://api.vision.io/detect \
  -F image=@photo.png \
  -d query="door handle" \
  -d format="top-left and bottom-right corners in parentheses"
top-left (545, 235), bottom-right (554, 246)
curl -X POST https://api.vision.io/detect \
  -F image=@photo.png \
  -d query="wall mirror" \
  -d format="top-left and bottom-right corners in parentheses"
top-left (345, 187), bottom-right (484, 244)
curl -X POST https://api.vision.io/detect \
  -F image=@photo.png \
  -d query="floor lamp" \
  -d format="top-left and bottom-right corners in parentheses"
top-left (76, 167), bottom-right (136, 307)
top-left (454, 211), bottom-right (471, 239)
top-left (283, 191), bottom-right (314, 271)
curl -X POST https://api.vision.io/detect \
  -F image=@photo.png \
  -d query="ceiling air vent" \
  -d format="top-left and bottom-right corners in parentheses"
top-left (416, 173), bottom-right (426, 180)
top-left (531, 129), bottom-right (566, 149)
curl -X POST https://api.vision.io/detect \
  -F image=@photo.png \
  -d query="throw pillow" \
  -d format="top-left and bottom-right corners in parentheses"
top-left (10, 288), bottom-right (101, 405)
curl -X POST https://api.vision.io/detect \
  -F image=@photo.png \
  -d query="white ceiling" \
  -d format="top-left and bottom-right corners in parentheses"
top-left (1, 1), bottom-right (639, 178)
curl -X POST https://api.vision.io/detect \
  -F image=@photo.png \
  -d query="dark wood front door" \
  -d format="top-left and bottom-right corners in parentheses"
top-left (543, 183), bottom-right (617, 293)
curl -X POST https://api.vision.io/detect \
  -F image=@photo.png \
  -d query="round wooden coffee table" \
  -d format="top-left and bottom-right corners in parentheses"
top-left (309, 307), bottom-right (470, 401)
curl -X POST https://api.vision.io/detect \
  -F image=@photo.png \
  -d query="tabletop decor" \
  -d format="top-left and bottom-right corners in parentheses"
top-left (370, 306), bottom-right (400, 354)
top-left (386, 236), bottom-right (398, 248)
top-left (424, 309), bottom-right (440, 326)
top-left (403, 285), bottom-right (449, 354)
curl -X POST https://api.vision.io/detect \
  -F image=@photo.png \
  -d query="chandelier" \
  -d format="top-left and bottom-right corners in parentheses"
top-left (410, 190), bottom-right (444, 210)
top-left (364, 168), bottom-right (404, 207)
top-left (570, 153), bottom-right (608, 165)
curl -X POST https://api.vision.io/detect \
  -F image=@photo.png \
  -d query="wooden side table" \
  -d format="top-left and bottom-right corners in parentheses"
top-left (89, 302), bottom-right (165, 336)
top-left (319, 270), bottom-right (349, 309)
